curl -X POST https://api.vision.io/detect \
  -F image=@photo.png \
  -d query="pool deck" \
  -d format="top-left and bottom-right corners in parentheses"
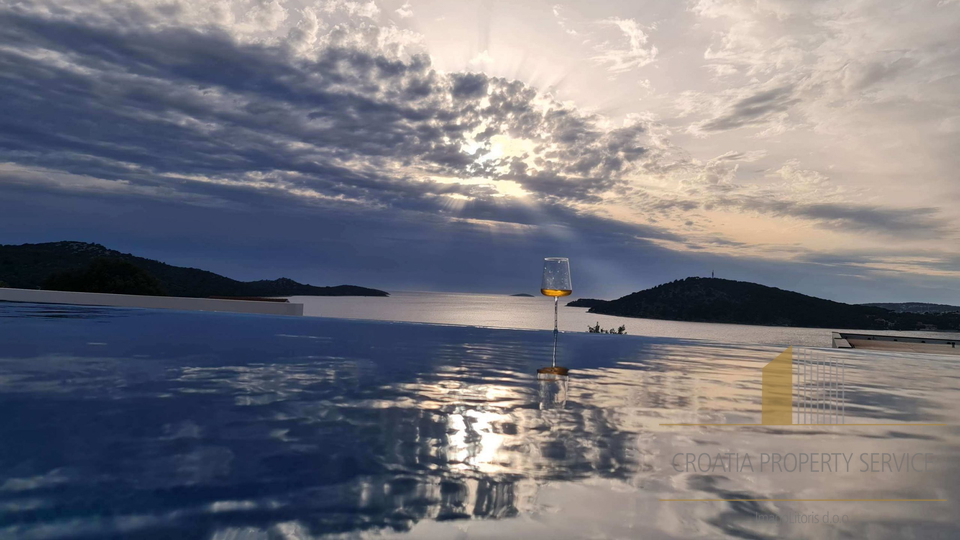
top-left (833, 331), bottom-right (960, 355)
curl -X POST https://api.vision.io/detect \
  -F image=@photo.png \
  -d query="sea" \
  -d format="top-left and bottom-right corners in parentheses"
top-left (288, 290), bottom-right (960, 348)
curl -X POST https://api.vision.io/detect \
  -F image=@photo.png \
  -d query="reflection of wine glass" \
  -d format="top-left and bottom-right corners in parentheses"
top-left (538, 376), bottom-right (568, 410)
top-left (541, 257), bottom-right (571, 369)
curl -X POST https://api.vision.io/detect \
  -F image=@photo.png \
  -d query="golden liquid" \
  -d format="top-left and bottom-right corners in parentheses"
top-left (541, 288), bottom-right (572, 297)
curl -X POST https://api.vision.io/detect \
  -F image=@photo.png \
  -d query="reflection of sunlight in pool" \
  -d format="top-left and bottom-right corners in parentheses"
top-left (400, 374), bottom-right (519, 474)
top-left (446, 409), bottom-right (506, 473)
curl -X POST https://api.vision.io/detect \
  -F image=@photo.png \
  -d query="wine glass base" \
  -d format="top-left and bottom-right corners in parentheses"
top-left (537, 366), bottom-right (569, 376)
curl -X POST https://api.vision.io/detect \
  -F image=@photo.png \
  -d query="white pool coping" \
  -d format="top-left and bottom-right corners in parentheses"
top-left (0, 288), bottom-right (304, 316)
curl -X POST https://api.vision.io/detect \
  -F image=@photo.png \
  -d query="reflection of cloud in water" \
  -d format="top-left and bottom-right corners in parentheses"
top-left (0, 303), bottom-right (959, 538)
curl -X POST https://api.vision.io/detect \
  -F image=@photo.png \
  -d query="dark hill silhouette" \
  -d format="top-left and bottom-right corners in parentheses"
top-left (566, 298), bottom-right (608, 308)
top-left (44, 258), bottom-right (167, 296)
top-left (862, 302), bottom-right (960, 314)
top-left (0, 241), bottom-right (388, 298)
top-left (588, 277), bottom-right (960, 332)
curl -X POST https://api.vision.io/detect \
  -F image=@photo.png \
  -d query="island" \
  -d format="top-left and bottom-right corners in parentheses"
top-left (511, 293), bottom-right (534, 297)
top-left (0, 241), bottom-right (389, 298)
top-left (588, 277), bottom-right (960, 332)
top-left (566, 298), bottom-right (608, 308)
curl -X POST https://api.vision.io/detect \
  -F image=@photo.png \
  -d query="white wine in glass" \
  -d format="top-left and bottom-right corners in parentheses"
top-left (541, 257), bottom-right (572, 369)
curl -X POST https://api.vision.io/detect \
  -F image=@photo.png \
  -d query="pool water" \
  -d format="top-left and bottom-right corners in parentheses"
top-left (1, 303), bottom-right (958, 539)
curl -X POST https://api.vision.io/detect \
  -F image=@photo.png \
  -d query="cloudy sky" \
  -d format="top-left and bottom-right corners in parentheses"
top-left (1, 0), bottom-right (958, 302)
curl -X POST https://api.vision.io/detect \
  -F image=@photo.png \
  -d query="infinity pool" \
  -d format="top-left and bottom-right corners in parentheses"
top-left (1, 303), bottom-right (958, 539)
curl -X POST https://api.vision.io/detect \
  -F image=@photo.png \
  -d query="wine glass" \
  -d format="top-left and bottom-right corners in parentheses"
top-left (541, 257), bottom-right (571, 370)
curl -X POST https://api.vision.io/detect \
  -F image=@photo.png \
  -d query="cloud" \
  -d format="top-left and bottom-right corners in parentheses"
top-left (0, 3), bottom-right (669, 220)
top-left (450, 72), bottom-right (489, 99)
top-left (638, 189), bottom-right (950, 240)
top-left (395, 1), bottom-right (413, 19)
top-left (689, 0), bottom-right (960, 136)
top-left (323, 0), bottom-right (380, 19)
top-left (696, 84), bottom-right (799, 132)
top-left (551, 10), bottom-right (658, 72)
top-left (551, 5), bottom-right (580, 37)
top-left (734, 199), bottom-right (952, 239)
top-left (590, 18), bottom-right (658, 73)
top-left (627, 151), bottom-right (952, 241)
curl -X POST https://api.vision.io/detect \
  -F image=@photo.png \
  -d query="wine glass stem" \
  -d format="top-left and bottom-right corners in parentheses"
top-left (553, 296), bottom-right (559, 367)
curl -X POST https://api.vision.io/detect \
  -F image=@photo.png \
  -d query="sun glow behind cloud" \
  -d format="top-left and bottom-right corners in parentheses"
top-left (443, 133), bottom-right (540, 201)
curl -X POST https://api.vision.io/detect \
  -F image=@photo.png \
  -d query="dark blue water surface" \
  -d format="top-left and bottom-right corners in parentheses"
top-left (1, 302), bottom-right (959, 539)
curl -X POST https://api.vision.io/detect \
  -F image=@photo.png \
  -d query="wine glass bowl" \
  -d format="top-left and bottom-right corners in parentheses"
top-left (540, 289), bottom-right (572, 297)
top-left (541, 257), bottom-right (572, 297)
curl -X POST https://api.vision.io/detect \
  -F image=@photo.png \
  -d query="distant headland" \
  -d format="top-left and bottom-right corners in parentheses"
top-left (861, 302), bottom-right (960, 314)
top-left (580, 277), bottom-right (960, 332)
top-left (0, 241), bottom-right (389, 298)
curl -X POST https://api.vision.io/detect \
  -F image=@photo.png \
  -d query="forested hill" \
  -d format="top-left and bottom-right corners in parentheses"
top-left (0, 241), bottom-right (388, 297)
top-left (588, 277), bottom-right (960, 331)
